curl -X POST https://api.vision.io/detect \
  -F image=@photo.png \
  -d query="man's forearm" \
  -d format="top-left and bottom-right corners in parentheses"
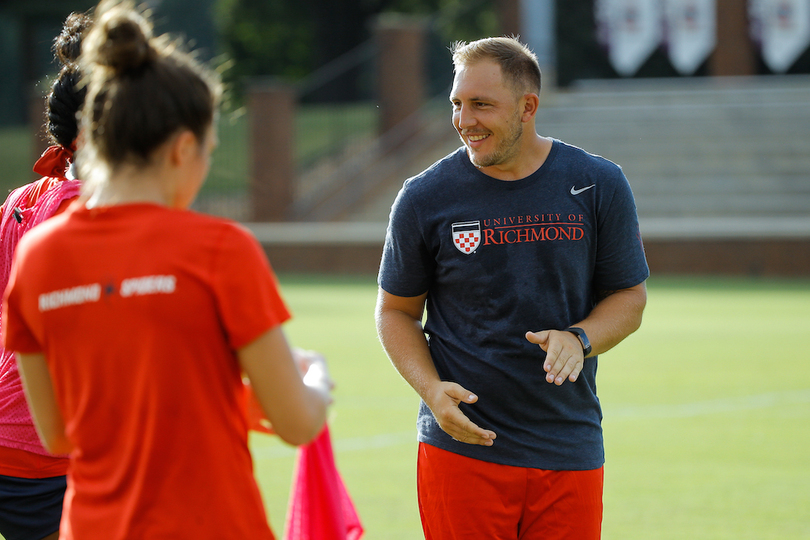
top-left (375, 307), bottom-right (441, 400)
top-left (577, 281), bottom-right (647, 357)
top-left (375, 297), bottom-right (498, 446)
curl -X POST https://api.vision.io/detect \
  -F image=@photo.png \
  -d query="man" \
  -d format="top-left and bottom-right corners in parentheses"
top-left (375, 36), bottom-right (648, 539)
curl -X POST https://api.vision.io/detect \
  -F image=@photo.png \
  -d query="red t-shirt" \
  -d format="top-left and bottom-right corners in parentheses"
top-left (3, 203), bottom-right (290, 539)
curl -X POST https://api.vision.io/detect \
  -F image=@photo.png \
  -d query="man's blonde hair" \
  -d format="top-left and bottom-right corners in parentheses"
top-left (451, 36), bottom-right (541, 96)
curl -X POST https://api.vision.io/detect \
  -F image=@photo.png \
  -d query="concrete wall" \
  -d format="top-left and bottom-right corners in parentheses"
top-left (247, 223), bottom-right (810, 277)
top-left (256, 238), bottom-right (810, 277)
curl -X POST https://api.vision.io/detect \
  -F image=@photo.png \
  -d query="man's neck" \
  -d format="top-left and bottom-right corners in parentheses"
top-left (474, 134), bottom-right (553, 181)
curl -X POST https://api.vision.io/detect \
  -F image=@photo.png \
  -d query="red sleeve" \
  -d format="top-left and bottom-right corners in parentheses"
top-left (212, 224), bottom-right (291, 350)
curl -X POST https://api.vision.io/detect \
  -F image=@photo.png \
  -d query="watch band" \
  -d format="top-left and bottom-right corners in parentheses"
top-left (565, 326), bottom-right (592, 356)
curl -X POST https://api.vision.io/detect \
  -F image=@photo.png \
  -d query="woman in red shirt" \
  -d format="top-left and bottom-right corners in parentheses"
top-left (3, 2), bottom-right (331, 538)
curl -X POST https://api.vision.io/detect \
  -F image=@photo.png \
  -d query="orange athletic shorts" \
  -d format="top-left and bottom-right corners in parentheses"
top-left (417, 442), bottom-right (604, 540)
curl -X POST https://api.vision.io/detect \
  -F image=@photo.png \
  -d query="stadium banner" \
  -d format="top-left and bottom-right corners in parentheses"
top-left (749, 0), bottom-right (810, 72)
top-left (664, 0), bottom-right (717, 74)
top-left (596, 0), bottom-right (664, 76)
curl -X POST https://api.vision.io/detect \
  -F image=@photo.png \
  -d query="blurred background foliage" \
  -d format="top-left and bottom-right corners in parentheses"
top-left (4, 0), bottom-right (810, 125)
top-left (0, 0), bottom-right (501, 124)
top-left (213, 0), bottom-right (498, 102)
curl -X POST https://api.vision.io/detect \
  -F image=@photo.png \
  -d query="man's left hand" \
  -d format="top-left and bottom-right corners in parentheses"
top-left (525, 330), bottom-right (584, 386)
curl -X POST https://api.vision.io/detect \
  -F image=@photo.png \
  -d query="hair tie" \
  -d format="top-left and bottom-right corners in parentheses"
top-left (32, 144), bottom-right (75, 178)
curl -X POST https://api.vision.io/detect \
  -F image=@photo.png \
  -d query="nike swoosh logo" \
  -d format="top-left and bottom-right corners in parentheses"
top-left (570, 184), bottom-right (595, 195)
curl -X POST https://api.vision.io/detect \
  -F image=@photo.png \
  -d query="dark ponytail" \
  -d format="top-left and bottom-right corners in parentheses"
top-left (46, 12), bottom-right (92, 148)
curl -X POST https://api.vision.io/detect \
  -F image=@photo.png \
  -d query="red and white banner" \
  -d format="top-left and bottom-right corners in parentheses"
top-left (596, 0), bottom-right (664, 76)
top-left (749, 0), bottom-right (810, 72)
top-left (664, 0), bottom-right (717, 74)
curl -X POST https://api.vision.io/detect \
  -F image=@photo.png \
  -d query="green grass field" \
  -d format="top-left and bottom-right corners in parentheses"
top-left (253, 274), bottom-right (810, 539)
top-left (1, 275), bottom-right (807, 540)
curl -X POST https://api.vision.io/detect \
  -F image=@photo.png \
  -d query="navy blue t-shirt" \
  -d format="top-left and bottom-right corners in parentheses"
top-left (378, 140), bottom-right (650, 470)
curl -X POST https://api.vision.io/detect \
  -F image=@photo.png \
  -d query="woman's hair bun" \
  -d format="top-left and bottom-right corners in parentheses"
top-left (90, 2), bottom-right (154, 74)
top-left (53, 12), bottom-right (92, 66)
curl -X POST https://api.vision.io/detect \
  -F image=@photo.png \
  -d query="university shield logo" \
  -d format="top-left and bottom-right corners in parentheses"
top-left (452, 221), bottom-right (481, 254)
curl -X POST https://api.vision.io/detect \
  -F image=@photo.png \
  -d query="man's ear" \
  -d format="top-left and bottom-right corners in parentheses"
top-left (521, 93), bottom-right (540, 122)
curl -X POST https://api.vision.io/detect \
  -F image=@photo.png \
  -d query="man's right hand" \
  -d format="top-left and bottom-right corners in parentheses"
top-left (426, 381), bottom-right (497, 446)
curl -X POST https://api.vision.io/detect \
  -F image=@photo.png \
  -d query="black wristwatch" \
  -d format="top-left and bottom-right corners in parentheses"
top-left (565, 327), bottom-right (592, 357)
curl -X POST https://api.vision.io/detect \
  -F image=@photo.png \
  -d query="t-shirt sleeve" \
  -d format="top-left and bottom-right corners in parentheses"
top-left (211, 224), bottom-right (291, 350)
top-left (593, 167), bottom-right (650, 291)
top-left (377, 184), bottom-right (434, 297)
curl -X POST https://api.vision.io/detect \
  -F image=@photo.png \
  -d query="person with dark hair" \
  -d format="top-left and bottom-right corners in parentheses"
top-left (376, 36), bottom-right (649, 539)
top-left (2, 1), bottom-right (331, 538)
top-left (0, 12), bottom-right (91, 540)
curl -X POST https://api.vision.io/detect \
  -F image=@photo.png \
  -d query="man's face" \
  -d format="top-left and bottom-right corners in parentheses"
top-left (450, 60), bottom-right (524, 170)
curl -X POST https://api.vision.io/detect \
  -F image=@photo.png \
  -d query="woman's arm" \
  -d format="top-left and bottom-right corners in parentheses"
top-left (237, 326), bottom-right (331, 446)
top-left (16, 352), bottom-right (73, 454)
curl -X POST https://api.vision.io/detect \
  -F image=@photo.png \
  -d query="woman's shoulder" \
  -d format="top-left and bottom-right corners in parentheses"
top-left (162, 209), bottom-right (264, 255)
top-left (172, 209), bottom-right (253, 238)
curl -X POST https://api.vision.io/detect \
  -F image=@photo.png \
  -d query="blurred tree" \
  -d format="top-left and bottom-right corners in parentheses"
top-left (149, 0), bottom-right (218, 60)
top-left (0, 0), bottom-right (95, 125)
top-left (214, 0), bottom-right (314, 86)
top-left (214, 0), bottom-right (498, 101)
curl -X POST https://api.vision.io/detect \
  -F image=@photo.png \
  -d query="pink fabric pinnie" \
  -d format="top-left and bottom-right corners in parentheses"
top-left (0, 160), bottom-right (80, 456)
top-left (284, 425), bottom-right (363, 540)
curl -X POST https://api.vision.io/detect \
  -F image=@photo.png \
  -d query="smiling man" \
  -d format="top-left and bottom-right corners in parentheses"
top-left (375, 36), bottom-right (649, 539)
